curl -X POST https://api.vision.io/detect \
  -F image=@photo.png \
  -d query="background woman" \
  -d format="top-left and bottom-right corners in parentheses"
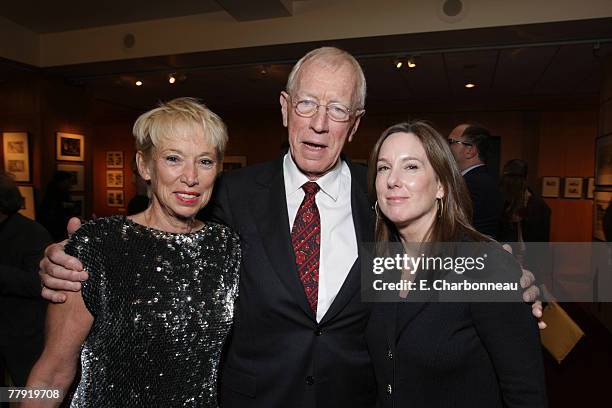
top-left (25, 97), bottom-right (240, 407)
top-left (366, 121), bottom-right (547, 407)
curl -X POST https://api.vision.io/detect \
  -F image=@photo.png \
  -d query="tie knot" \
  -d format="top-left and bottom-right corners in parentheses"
top-left (302, 182), bottom-right (320, 196)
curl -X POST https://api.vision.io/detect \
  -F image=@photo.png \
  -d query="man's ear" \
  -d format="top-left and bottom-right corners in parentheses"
top-left (280, 91), bottom-right (289, 128)
top-left (136, 151), bottom-right (152, 181)
top-left (347, 110), bottom-right (365, 142)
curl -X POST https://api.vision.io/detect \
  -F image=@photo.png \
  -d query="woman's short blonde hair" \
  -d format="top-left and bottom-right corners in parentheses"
top-left (133, 97), bottom-right (228, 163)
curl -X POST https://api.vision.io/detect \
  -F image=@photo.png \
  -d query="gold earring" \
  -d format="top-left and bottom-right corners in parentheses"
top-left (374, 201), bottom-right (381, 219)
top-left (437, 197), bottom-right (444, 218)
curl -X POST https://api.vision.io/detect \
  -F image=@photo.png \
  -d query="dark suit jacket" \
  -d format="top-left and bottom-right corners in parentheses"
top-left (0, 213), bottom-right (52, 344)
top-left (463, 165), bottom-right (503, 239)
top-left (210, 155), bottom-right (376, 408)
top-left (366, 240), bottom-right (547, 408)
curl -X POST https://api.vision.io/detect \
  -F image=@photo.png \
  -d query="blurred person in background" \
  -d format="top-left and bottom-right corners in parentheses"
top-left (0, 171), bottom-right (52, 404)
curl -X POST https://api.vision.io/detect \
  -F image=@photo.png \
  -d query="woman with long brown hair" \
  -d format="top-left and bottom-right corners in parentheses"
top-left (365, 121), bottom-right (547, 407)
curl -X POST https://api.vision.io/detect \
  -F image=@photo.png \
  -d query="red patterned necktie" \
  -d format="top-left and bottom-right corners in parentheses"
top-left (291, 181), bottom-right (321, 312)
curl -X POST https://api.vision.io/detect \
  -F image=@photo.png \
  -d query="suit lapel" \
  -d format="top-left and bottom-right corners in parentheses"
top-left (320, 162), bottom-right (374, 324)
top-left (251, 157), bottom-right (314, 319)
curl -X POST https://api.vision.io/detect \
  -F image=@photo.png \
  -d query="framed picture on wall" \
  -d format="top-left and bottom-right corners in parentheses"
top-left (17, 185), bottom-right (35, 220)
top-left (106, 151), bottom-right (124, 168)
top-left (106, 190), bottom-right (125, 207)
top-left (586, 177), bottom-right (595, 199)
top-left (563, 177), bottom-right (583, 199)
top-left (541, 177), bottom-right (560, 198)
top-left (222, 155), bottom-right (247, 172)
top-left (57, 164), bottom-right (85, 191)
top-left (2, 132), bottom-right (30, 182)
top-left (106, 170), bottom-right (124, 188)
top-left (56, 132), bottom-right (85, 161)
top-left (595, 134), bottom-right (612, 186)
top-left (593, 190), bottom-right (612, 241)
top-left (72, 195), bottom-right (86, 219)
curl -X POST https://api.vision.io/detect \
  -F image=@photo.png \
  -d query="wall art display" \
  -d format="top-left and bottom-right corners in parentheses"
top-left (586, 177), bottom-right (595, 199)
top-left (56, 132), bottom-right (85, 161)
top-left (563, 177), bottom-right (583, 199)
top-left (106, 190), bottom-right (124, 207)
top-left (541, 176), bottom-right (560, 198)
top-left (106, 151), bottom-right (124, 168)
top-left (593, 190), bottom-right (612, 241)
top-left (72, 195), bottom-right (86, 219)
top-left (57, 164), bottom-right (85, 191)
top-left (595, 134), bottom-right (612, 186)
top-left (106, 170), bottom-right (124, 188)
top-left (222, 155), bottom-right (247, 172)
top-left (17, 185), bottom-right (35, 220)
top-left (2, 132), bottom-right (30, 182)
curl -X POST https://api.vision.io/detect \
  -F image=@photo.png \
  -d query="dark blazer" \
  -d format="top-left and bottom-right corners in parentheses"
top-left (366, 240), bottom-right (547, 408)
top-left (210, 155), bottom-right (376, 408)
top-left (463, 165), bottom-right (503, 239)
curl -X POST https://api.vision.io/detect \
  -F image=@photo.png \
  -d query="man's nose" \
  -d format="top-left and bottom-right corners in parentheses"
top-left (309, 106), bottom-right (329, 133)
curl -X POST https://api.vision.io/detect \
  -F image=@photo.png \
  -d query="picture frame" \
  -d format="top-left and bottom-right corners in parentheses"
top-left (593, 190), bottom-right (612, 241)
top-left (106, 151), bottom-right (124, 168)
top-left (106, 170), bottom-right (124, 188)
top-left (72, 195), bottom-right (86, 219)
top-left (17, 185), bottom-right (35, 220)
top-left (57, 164), bottom-right (85, 191)
top-left (541, 176), bottom-right (560, 198)
top-left (563, 177), bottom-right (583, 199)
top-left (56, 132), bottom-right (85, 162)
top-left (3, 132), bottom-right (30, 182)
top-left (586, 177), bottom-right (595, 199)
top-left (222, 155), bottom-right (247, 172)
top-left (595, 134), bottom-right (612, 186)
top-left (106, 190), bottom-right (125, 207)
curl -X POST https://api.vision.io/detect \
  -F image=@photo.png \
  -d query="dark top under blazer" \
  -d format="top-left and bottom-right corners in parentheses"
top-left (366, 240), bottom-right (547, 408)
top-left (209, 155), bottom-right (376, 408)
top-left (463, 165), bottom-right (504, 239)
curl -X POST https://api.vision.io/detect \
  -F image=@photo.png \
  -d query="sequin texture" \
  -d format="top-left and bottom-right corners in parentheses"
top-left (65, 216), bottom-right (240, 407)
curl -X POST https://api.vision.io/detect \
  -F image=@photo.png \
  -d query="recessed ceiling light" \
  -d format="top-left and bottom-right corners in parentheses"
top-left (395, 59), bottom-right (403, 69)
top-left (407, 58), bottom-right (416, 69)
top-left (135, 80), bottom-right (143, 86)
top-left (168, 74), bottom-right (176, 84)
top-left (465, 82), bottom-right (476, 88)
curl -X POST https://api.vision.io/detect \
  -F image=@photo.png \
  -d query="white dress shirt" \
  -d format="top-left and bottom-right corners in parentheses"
top-left (461, 163), bottom-right (485, 176)
top-left (283, 153), bottom-right (358, 322)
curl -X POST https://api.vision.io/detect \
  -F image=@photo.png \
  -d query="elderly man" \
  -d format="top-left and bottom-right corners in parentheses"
top-left (40, 48), bottom-right (541, 408)
top-left (448, 123), bottom-right (504, 239)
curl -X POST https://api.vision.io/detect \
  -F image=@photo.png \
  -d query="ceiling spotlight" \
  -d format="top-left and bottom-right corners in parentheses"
top-left (465, 82), bottom-right (476, 88)
top-left (407, 58), bottom-right (416, 69)
top-left (394, 59), bottom-right (403, 69)
top-left (168, 74), bottom-right (176, 84)
top-left (135, 80), bottom-right (143, 87)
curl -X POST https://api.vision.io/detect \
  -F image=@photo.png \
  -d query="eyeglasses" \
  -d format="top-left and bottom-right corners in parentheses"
top-left (286, 94), bottom-right (357, 122)
top-left (447, 138), bottom-right (473, 147)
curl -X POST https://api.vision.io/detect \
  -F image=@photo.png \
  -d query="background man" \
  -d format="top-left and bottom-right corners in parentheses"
top-left (448, 123), bottom-right (504, 239)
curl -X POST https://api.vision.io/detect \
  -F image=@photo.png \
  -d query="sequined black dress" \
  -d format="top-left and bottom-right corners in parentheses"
top-left (64, 216), bottom-right (240, 407)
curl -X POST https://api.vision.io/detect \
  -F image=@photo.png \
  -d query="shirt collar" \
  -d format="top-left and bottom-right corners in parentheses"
top-left (284, 153), bottom-right (343, 201)
top-left (461, 163), bottom-right (485, 176)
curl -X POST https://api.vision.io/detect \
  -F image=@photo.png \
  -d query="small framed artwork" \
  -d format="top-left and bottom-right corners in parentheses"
top-left (595, 134), bottom-right (612, 186)
top-left (563, 177), bottom-right (583, 199)
top-left (57, 164), bottom-right (85, 191)
top-left (222, 155), bottom-right (247, 172)
top-left (593, 190), bottom-right (612, 241)
top-left (541, 177), bottom-right (560, 198)
top-left (72, 195), bottom-right (86, 219)
top-left (106, 170), bottom-right (124, 188)
top-left (3, 132), bottom-right (30, 182)
top-left (106, 190), bottom-right (125, 207)
top-left (56, 132), bottom-right (85, 161)
top-left (106, 151), bottom-right (124, 168)
top-left (586, 177), bottom-right (595, 199)
top-left (17, 185), bottom-right (35, 220)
